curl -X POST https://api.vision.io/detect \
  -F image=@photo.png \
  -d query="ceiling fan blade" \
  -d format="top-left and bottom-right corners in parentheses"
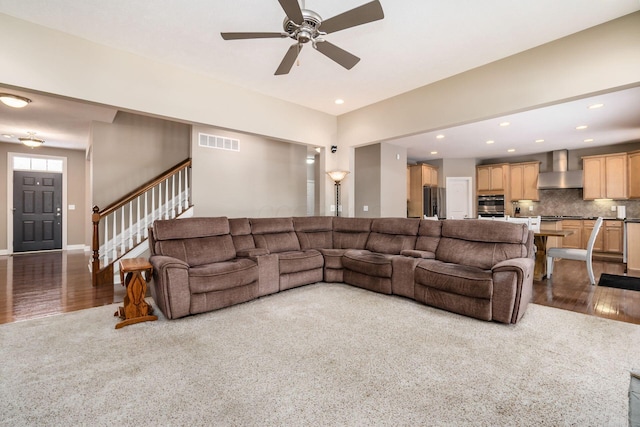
top-left (320, 0), bottom-right (384, 34)
top-left (314, 40), bottom-right (360, 70)
top-left (278, 0), bottom-right (304, 25)
top-left (275, 44), bottom-right (303, 75)
top-left (221, 32), bottom-right (288, 40)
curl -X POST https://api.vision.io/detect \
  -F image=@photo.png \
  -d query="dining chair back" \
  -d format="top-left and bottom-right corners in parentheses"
top-left (546, 217), bottom-right (603, 285)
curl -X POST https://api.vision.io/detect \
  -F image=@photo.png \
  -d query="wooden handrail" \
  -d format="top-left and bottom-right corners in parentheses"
top-left (98, 158), bottom-right (192, 217)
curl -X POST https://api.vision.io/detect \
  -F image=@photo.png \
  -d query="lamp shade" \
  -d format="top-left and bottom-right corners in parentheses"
top-left (326, 170), bottom-right (350, 183)
top-left (0, 93), bottom-right (32, 108)
top-left (19, 133), bottom-right (45, 148)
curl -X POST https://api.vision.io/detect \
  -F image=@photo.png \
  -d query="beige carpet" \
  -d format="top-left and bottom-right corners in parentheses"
top-left (1, 283), bottom-right (638, 426)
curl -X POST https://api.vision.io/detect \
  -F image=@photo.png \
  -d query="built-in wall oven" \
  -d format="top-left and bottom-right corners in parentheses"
top-left (477, 195), bottom-right (505, 218)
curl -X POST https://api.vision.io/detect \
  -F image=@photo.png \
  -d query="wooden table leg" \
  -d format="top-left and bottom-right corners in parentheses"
top-left (115, 263), bottom-right (157, 329)
top-left (534, 235), bottom-right (548, 281)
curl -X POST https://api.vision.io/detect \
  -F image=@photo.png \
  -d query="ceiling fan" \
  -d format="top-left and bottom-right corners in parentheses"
top-left (221, 0), bottom-right (384, 75)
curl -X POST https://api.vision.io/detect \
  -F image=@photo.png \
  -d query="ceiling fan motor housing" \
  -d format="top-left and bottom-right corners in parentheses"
top-left (283, 9), bottom-right (322, 43)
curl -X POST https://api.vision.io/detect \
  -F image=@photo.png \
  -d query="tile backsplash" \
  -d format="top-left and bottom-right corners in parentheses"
top-left (513, 189), bottom-right (640, 219)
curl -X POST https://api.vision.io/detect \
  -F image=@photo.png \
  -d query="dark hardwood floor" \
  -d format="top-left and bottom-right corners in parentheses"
top-left (1, 251), bottom-right (639, 325)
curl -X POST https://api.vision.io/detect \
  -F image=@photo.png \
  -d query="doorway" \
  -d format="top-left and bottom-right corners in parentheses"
top-left (13, 170), bottom-right (63, 252)
top-left (7, 153), bottom-right (67, 254)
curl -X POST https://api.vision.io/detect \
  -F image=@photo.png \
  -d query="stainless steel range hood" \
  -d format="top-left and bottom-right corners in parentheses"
top-left (537, 150), bottom-right (583, 189)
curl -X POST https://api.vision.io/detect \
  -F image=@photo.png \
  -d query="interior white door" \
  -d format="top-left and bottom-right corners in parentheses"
top-left (445, 177), bottom-right (473, 219)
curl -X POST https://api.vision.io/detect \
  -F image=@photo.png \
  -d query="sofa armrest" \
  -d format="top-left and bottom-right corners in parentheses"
top-left (149, 255), bottom-right (191, 319)
top-left (491, 257), bottom-right (534, 324)
top-left (400, 249), bottom-right (436, 259)
top-left (237, 248), bottom-right (270, 258)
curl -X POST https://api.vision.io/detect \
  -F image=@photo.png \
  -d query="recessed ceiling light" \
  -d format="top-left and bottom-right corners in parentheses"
top-left (436, 134), bottom-right (445, 139)
top-left (507, 149), bottom-right (516, 153)
top-left (499, 122), bottom-right (510, 127)
top-left (588, 103), bottom-right (604, 109)
top-left (430, 151), bottom-right (438, 155)
top-left (2, 133), bottom-right (14, 138)
top-left (576, 125), bottom-right (588, 130)
top-left (486, 140), bottom-right (495, 144)
top-left (535, 139), bottom-right (544, 143)
top-left (334, 99), bottom-right (344, 105)
top-left (584, 138), bottom-right (594, 143)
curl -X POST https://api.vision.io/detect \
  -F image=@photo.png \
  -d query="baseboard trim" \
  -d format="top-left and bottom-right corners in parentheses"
top-left (0, 249), bottom-right (8, 256)
top-left (66, 244), bottom-right (90, 251)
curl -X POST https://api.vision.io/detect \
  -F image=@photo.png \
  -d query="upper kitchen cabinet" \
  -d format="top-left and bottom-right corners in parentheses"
top-left (582, 153), bottom-right (628, 200)
top-left (629, 150), bottom-right (640, 199)
top-left (477, 164), bottom-right (509, 194)
top-left (510, 161), bottom-right (540, 201)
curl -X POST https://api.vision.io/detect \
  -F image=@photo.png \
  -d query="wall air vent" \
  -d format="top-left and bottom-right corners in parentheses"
top-left (198, 133), bottom-right (240, 152)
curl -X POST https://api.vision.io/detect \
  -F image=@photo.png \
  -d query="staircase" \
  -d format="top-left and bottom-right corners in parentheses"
top-left (90, 159), bottom-right (192, 286)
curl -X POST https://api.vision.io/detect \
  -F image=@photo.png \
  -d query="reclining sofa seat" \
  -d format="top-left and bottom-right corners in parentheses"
top-left (249, 217), bottom-right (324, 291)
top-left (414, 219), bottom-right (534, 323)
top-left (342, 218), bottom-right (420, 295)
top-left (323, 217), bottom-right (373, 282)
top-left (149, 217), bottom-right (259, 319)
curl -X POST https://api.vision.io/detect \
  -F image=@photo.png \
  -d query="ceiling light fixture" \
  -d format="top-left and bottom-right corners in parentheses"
top-left (576, 125), bottom-right (588, 130)
top-left (2, 133), bottom-right (14, 139)
top-left (584, 138), bottom-right (594, 143)
top-left (0, 93), bottom-right (32, 108)
top-left (499, 122), bottom-right (510, 127)
top-left (486, 140), bottom-right (495, 144)
top-left (430, 151), bottom-right (438, 155)
top-left (507, 149), bottom-right (515, 153)
top-left (588, 103), bottom-right (604, 109)
top-left (334, 99), bottom-right (344, 105)
top-left (19, 132), bottom-right (45, 148)
top-left (436, 134), bottom-right (445, 139)
top-left (535, 139), bottom-right (545, 143)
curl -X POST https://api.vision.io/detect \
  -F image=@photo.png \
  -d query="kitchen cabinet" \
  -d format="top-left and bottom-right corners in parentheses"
top-left (629, 150), bottom-right (640, 199)
top-left (582, 219), bottom-right (604, 252)
top-left (582, 153), bottom-right (628, 200)
top-left (628, 222), bottom-right (640, 274)
top-left (407, 164), bottom-right (438, 218)
top-left (477, 164), bottom-right (508, 194)
top-left (561, 220), bottom-right (583, 249)
top-left (510, 161), bottom-right (540, 201)
top-left (603, 220), bottom-right (623, 253)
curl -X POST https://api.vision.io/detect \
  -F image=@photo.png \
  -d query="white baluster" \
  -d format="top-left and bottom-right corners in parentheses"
top-left (165, 178), bottom-right (170, 219)
top-left (171, 174), bottom-right (176, 218)
top-left (120, 206), bottom-right (125, 254)
top-left (152, 186), bottom-right (156, 223)
top-left (178, 170), bottom-right (182, 215)
top-left (184, 166), bottom-right (189, 210)
top-left (104, 216), bottom-right (109, 265)
top-left (112, 212), bottom-right (117, 259)
top-left (128, 201), bottom-right (134, 248)
top-left (137, 196), bottom-right (142, 244)
top-left (144, 192), bottom-right (149, 239)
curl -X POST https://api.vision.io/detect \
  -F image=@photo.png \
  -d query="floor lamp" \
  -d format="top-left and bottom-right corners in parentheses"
top-left (327, 170), bottom-right (349, 217)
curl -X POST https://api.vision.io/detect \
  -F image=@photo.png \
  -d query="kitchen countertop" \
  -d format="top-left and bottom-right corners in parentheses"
top-left (538, 216), bottom-right (621, 221)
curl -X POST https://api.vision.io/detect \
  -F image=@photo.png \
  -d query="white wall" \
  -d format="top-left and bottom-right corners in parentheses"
top-left (380, 143), bottom-right (407, 217)
top-left (192, 126), bottom-right (307, 218)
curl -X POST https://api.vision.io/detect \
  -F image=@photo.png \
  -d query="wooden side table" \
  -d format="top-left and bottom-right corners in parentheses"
top-left (115, 258), bottom-right (158, 329)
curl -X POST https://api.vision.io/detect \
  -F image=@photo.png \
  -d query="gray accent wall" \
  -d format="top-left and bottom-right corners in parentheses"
top-left (192, 126), bottom-right (307, 218)
top-left (355, 144), bottom-right (381, 217)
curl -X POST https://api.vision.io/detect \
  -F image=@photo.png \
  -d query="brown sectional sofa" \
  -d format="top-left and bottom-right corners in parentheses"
top-left (148, 216), bottom-right (535, 323)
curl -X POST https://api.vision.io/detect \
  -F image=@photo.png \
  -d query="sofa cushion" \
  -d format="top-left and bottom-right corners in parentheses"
top-left (342, 249), bottom-right (393, 278)
top-left (333, 217), bottom-right (372, 249)
top-left (415, 219), bottom-right (442, 252)
top-left (250, 218), bottom-right (301, 253)
top-left (155, 234), bottom-right (237, 267)
top-left (366, 233), bottom-right (417, 255)
top-left (294, 216), bottom-right (333, 249)
top-left (278, 250), bottom-right (324, 274)
top-left (441, 219), bottom-right (528, 244)
top-left (188, 258), bottom-right (258, 293)
top-left (153, 217), bottom-right (229, 240)
top-left (371, 217), bottom-right (420, 235)
top-left (319, 248), bottom-right (347, 269)
top-left (415, 261), bottom-right (493, 299)
top-left (229, 218), bottom-right (255, 251)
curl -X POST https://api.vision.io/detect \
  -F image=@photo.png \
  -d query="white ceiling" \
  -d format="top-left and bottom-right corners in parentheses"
top-left (0, 0), bottom-right (639, 159)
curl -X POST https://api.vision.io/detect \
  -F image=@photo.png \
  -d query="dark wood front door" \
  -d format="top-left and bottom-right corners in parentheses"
top-left (13, 171), bottom-right (63, 252)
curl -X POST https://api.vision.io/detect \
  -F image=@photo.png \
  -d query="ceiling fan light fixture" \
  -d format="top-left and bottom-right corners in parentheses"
top-left (0, 93), bottom-right (32, 108)
top-left (19, 132), bottom-right (45, 148)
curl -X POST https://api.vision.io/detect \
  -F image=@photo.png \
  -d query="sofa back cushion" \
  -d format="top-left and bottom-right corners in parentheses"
top-left (365, 218), bottom-right (420, 255)
top-left (293, 216), bottom-right (333, 249)
top-left (435, 219), bottom-right (529, 270)
top-left (333, 217), bottom-right (372, 249)
top-left (415, 219), bottom-right (442, 252)
top-left (250, 217), bottom-right (301, 253)
top-left (152, 217), bottom-right (236, 266)
top-left (229, 218), bottom-right (255, 251)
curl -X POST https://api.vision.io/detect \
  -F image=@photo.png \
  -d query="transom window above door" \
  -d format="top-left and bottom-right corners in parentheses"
top-left (13, 156), bottom-right (63, 172)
